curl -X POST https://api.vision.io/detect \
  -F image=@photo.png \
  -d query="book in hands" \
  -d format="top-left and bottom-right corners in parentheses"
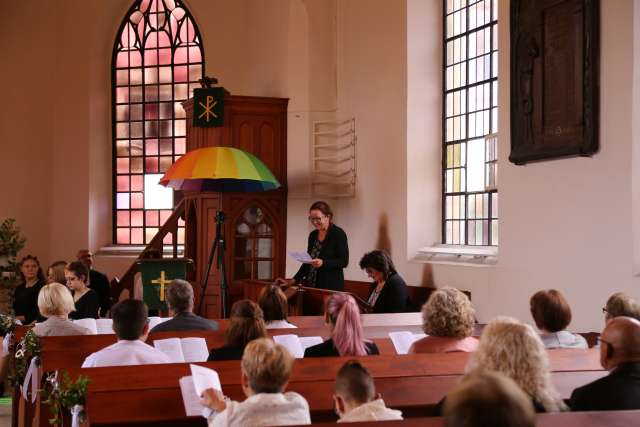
top-left (288, 251), bottom-right (313, 264)
top-left (179, 364), bottom-right (222, 417)
top-left (72, 318), bottom-right (115, 334)
top-left (154, 337), bottom-right (209, 363)
top-left (388, 331), bottom-right (427, 355)
top-left (273, 334), bottom-right (323, 358)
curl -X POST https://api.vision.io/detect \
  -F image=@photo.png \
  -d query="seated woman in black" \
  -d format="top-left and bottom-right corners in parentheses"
top-left (359, 250), bottom-right (408, 313)
top-left (13, 255), bottom-right (46, 324)
top-left (208, 300), bottom-right (267, 361)
top-left (304, 293), bottom-right (379, 357)
top-left (65, 261), bottom-right (99, 320)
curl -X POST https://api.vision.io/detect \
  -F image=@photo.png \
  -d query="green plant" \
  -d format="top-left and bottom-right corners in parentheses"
top-left (0, 218), bottom-right (26, 257)
top-left (43, 371), bottom-right (91, 426)
top-left (11, 329), bottom-right (41, 387)
top-left (0, 218), bottom-right (27, 275)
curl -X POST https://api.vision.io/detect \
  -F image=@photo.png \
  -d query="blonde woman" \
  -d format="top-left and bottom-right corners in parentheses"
top-left (409, 287), bottom-right (478, 353)
top-left (464, 317), bottom-right (567, 412)
top-left (46, 261), bottom-right (67, 285)
top-left (32, 283), bottom-right (91, 336)
top-left (202, 338), bottom-right (311, 426)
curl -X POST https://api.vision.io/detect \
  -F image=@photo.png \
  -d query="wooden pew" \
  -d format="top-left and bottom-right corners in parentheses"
top-left (243, 280), bottom-right (440, 315)
top-left (289, 411), bottom-right (640, 426)
top-left (61, 353), bottom-right (605, 426)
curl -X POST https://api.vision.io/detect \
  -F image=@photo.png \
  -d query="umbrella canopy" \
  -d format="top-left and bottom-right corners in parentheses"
top-left (159, 147), bottom-right (280, 192)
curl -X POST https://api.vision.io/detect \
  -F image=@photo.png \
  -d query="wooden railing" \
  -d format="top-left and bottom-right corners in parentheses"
top-left (110, 199), bottom-right (186, 303)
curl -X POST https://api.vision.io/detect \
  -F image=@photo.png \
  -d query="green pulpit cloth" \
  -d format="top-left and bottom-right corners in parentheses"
top-left (137, 259), bottom-right (191, 311)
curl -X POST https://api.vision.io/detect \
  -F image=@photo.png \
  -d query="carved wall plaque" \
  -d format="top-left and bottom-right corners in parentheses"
top-left (510, 0), bottom-right (599, 164)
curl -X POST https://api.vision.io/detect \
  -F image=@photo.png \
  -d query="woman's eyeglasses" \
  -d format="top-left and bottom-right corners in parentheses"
top-left (308, 216), bottom-right (325, 223)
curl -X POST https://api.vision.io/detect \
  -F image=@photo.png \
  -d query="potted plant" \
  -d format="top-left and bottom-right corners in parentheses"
top-left (0, 218), bottom-right (27, 275)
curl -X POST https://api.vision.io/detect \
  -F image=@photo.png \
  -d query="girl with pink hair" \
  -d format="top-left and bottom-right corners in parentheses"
top-left (304, 293), bottom-right (379, 357)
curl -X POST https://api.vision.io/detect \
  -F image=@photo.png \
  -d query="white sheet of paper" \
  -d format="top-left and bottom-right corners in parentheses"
top-left (299, 336), bottom-right (323, 352)
top-left (273, 334), bottom-right (304, 358)
top-left (288, 251), bottom-right (313, 264)
top-left (190, 364), bottom-right (222, 397)
top-left (73, 318), bottom-right (97, 335)
top-left (148, 316), bottom-right (170, 330)
top-left (179, 376), bottom-right (205, 417)
top-left (154, 337), bottom-right (186, 363)
top-left (388, 331), bottom-right (426, 355)
top-left (181, 337), bottom-right (209, 363)
top-left (95, 319), bottom-right (114, 334)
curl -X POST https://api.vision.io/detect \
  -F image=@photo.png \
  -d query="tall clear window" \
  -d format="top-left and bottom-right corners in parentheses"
top-left (443, 0), bottom-right (498, 245)
top-left (112, 0), bottom-right (204, 245)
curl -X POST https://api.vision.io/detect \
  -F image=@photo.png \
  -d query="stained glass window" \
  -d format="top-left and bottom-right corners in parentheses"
top-left (443, 0), bottom-right (498, 245)
top-left (112, 0), bottom-right (204, 245)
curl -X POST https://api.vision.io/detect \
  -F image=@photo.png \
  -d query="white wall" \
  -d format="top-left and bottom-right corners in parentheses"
top-left (285, 0), bottom-right (639, 332)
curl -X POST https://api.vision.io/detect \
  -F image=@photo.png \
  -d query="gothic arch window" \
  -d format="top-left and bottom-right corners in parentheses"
top-left (112, 0), bottom-right (204, 245)
top-left (234, 206), bottom-right (275, 281)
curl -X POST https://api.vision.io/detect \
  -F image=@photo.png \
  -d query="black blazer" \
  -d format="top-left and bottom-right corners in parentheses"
top-left (89, 269), bottom-right (112, 317)
top-left (208, 344), bottom-right (246, 361)
top-left (303, 338), bottom-right (379, 358)
top-left (369, 273), bottom-right (409, 313)
top-left (294, 224), bottom-right (349, 291)
top-left (569, 362), bottom-right (640, 411)
top-left (150, 312), bottom-right (219, 333)
top-left (69, 289), bottom-right (99, 320)
top-left (13, 280), bottom-right (44, 324)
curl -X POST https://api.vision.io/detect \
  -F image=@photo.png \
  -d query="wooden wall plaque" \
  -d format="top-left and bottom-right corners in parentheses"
top-left (510, 0), bottom-right (600, 165)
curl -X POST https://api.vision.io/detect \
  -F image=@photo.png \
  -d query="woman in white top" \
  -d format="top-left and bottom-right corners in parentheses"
top-left (202, 338), bottom-right (310, 426)
top-left (258, 284), bottom-right (297, 329)
top-left (529, 289), bottom-right (588, 349)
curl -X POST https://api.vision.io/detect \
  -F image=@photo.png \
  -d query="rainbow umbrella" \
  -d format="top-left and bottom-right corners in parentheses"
top-left (159, 147), bottom-right (280, 192)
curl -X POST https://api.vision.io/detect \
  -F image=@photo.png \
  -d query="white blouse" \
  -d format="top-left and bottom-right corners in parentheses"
top-left (209, 392), bottom-right (310, 427)
top-left (265, 320), bottom-right (298, 329)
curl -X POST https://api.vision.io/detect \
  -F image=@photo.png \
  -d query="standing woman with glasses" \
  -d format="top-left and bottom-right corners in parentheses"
top-left (65, 261), bottom-right (100, 319)
top-left (276, 201), bottom-right (349, 291)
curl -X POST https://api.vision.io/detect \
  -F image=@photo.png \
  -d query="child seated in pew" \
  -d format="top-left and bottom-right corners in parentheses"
top-left (443, 371), bottom-right (535, 427)
top-left (333, 360), bottom-right (402, 422)
top-left (304, 294), bottom-right (379, 357)
top-left (201, 338), bottom-right (311, 426)
top-left (258, 284), bottom-right (297, 329)
top-left (81, 300), bottom-right (170, 367)
top-left (208, 300), bottom-right (268, 361)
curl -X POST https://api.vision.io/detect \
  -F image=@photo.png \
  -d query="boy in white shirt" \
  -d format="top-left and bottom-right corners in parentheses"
top-left (334, 360), bottom-right (403, 423)
top-left (82, 299), bottom-right (170, 367)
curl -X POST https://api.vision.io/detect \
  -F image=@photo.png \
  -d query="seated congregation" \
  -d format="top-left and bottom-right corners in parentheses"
top-left (6, 247), bottom-right (640, 426)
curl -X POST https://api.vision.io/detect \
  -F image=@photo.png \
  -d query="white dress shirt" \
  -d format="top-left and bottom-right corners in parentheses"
top-left (265, 320), bottom-right (297, 329)
top-left (338, 399), bottom-right (403, 423)
top-left (209, 392), bottom-right (310, 427)
top-left (81, 339), bottom-right (170, 368)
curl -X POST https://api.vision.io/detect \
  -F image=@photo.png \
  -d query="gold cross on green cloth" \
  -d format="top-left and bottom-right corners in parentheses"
top-left (151, 271), bottom-right (171, 301)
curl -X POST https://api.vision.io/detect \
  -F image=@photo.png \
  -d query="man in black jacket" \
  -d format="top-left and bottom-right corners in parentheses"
top-left (77, 249), bottom-right (112, 317)
top-left (569, 316), bottom-right (640, 411)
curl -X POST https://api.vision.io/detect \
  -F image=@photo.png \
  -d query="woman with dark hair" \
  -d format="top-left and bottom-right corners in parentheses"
top-left (13, 255), bottom-right (46, 324)
top-left (276, 201), bottom-right (349, 291)
top-left (65, 261), bottom-right (99, 320)
top-left (208, 300), bottom-right (268, 361)
top-left (529, 289), bottom-right (587, 349)
top-left (304, 293), bottom-right (379, 357)
top-left (258, 284), bottom-right (297, 329)
top-left (359, 250), bottom-right (408, 313)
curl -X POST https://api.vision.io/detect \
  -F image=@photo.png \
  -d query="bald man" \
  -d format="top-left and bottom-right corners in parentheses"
top-left (569, 316), bottom-right (640, 411)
